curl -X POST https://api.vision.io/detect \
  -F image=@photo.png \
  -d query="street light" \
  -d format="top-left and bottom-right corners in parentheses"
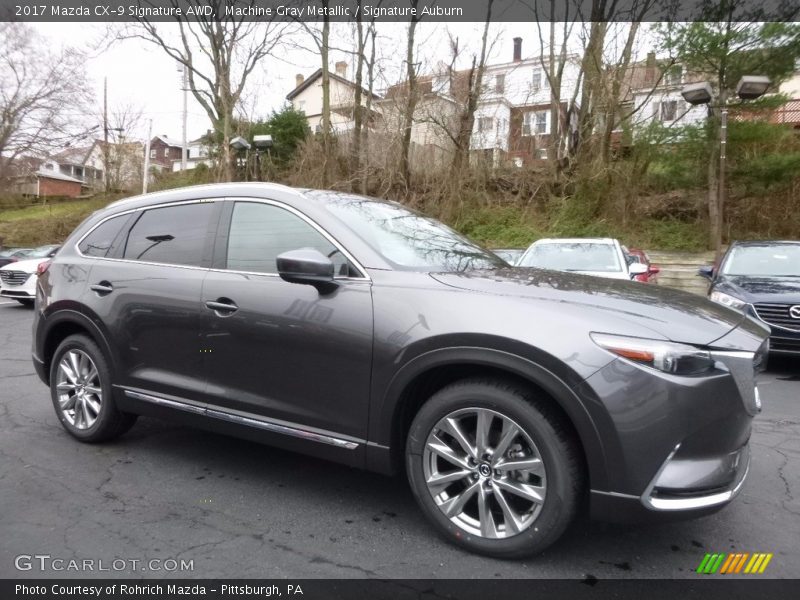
top-left (681, 75), bottom-right (771, 262)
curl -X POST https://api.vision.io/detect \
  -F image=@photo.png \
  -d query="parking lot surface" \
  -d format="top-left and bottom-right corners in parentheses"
top-left (1, 300), bottom-right (798, 579)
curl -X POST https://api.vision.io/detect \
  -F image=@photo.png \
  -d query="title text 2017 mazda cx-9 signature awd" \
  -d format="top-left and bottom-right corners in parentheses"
top-left (33, 183), bottom-right (768, 558)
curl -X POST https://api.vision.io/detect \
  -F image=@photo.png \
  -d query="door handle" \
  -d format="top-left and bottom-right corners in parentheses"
top-left (205, 298), bottom-right (238, 315)
top-left (90, 282), bottom-right (113, 295)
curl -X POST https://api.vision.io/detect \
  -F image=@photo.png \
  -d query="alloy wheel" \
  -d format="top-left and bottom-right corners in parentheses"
top-left (422, 407), bottom-right (547, 539)
top-left (55, 349), bottom-right (103, 430)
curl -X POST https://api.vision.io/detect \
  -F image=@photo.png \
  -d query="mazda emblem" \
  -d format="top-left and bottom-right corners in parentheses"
top-left (790, 305), bottom-right (800, 319)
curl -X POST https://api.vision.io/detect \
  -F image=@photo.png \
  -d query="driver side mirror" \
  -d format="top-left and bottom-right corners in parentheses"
top-left (628, 263), bottom-right (648, 277)
top-left (697, 265), bottom-right (715, 280)
top-left (276, 248), bottom-right (338, 294)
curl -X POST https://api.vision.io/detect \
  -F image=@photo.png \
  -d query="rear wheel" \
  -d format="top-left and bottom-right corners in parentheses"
top-left (406, 378), bottom-right (582, 558)
top-left (49, 334), bottom-right (137, 442)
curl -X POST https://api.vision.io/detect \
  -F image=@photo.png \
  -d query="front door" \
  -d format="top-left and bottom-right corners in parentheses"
top-left (201, 200), bottom-right (373, 442)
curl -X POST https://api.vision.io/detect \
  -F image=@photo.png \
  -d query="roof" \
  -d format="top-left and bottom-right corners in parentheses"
top-left (51, 146), bottom-right (91, 165)
top-left (152, 135), bottom-right (185, 148)
top-left (35, 170), bottom-right (84, 184)
top-left (286, 69), bottom-right (381, 101)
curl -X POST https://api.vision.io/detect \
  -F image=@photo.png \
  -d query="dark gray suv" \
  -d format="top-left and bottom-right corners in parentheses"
top-left (33, 183), bottom-right (768, 558)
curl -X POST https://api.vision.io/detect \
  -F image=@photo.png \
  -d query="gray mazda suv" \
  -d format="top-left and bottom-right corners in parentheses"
top-left (32, 183), bottom-right (768, 558)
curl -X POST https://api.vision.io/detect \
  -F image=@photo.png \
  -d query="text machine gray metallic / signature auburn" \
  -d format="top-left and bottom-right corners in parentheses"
top-left (32, 183), bottom-right (768, 558)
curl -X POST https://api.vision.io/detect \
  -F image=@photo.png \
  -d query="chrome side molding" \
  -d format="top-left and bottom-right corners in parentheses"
top-left (123, 389), bottom-right (360, 450)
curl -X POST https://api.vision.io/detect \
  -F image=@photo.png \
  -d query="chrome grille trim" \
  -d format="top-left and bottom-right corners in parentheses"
top-left (753, 303), bottom-right (800, 332)
top-left (0, 271), bottom-right (31, 286)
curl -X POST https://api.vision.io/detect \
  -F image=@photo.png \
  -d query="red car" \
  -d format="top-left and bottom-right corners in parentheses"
top-left (625, 248), bottom-right (660, 283)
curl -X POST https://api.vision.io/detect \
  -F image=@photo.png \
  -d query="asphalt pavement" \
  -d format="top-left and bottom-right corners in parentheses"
top-left (1, 300), bottom-right (798, 579)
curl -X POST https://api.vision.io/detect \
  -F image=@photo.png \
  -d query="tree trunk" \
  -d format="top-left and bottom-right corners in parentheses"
top-left (351, 7), bottom-right (365, 191)
top-left (321, 10), bottom-right (331, 187)
top-left (400, 4), bottom-right (420, 188)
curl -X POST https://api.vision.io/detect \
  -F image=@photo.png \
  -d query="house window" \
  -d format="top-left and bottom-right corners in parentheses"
top-left (664, 65), bottom-right (683, 86)
top-left (532, 68), bottom-right (550, 92)
top-left (164, 148), bottom-right (170, 158)
top-left (478, 117), bottom-right (494, 132)
top-left (523, 110), bottom-right (548, 135)
top-left (495, 74), bottom-right (505, 94)
top-left (150, 149), bottom-right (156, 159)
top-left (298, 100), bottom-right (306, 111)
top-left (537, 148), bottom-right (548, 160)
top-left (654, 100), bottom-right (681, 122)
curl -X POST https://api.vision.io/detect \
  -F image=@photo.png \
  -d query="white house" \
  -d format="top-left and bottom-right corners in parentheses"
top-left (286, 62), bottom-right (381, 134)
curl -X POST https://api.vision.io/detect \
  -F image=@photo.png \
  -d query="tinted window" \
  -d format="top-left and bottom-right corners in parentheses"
top-left (123, 203), bottom-right (214, 267)
top-left (226, 202), bottom-right (353, 276)
top-left (79, 215), bottom-right (128, 257)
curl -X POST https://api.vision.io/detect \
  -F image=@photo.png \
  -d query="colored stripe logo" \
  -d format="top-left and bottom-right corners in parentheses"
top-left (697, 552), bottom-right (773, 574)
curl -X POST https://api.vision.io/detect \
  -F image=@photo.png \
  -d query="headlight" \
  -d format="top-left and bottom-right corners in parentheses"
top-left (591, 333), bottom-right (715, 376)
top-left (709, 290), bottom-right (747, 311)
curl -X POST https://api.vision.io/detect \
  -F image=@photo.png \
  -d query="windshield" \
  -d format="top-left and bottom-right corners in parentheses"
top-left (518, 242), bottom-right (622, 272)
top-left (316, 194), bottom-right (506, 272)
top-left (25, 245), bottom-right (57, 259)
top-left (722, 244), bottom-right (800, 277)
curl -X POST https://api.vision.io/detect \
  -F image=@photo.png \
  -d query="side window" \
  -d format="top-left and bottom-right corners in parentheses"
top-left (226, 202), bottom-right (355, 276)
top-left (123, 203), bottom-right (214, 267)
top-left (78, 214), bottom-right (129, 257)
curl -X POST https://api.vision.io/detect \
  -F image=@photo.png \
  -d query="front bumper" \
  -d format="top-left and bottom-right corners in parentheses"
top-left (579, 332), bottom-right (763, 524)
top-left (0, 272), bottom-right (36, 299)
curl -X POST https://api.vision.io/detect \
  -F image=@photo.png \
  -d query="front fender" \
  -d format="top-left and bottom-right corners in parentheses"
top-left (366, 342), bottom-right (616, 491)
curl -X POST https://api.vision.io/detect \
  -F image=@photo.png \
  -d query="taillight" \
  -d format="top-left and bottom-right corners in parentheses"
top-left (37, 260), bottom-right (51, 276)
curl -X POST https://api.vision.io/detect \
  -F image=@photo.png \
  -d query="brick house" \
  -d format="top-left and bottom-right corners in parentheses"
top-left (148, 135), bottom-right (185, 170)
top-left (36, 171), bottom-right (83, 197)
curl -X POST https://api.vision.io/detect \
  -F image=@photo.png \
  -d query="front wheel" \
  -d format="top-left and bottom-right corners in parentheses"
top-left (16, 298), bottom-right (34, 307)
top-left (49, 334), bottom-right (137, 442)
top-left (406, 378), bottom-right (582, 558)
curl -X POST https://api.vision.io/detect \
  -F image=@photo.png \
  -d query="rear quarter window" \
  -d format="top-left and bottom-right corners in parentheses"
top-left (78, 215), bottom-right (129, 257)
top-left (123, 202), bottom-right (215, 267)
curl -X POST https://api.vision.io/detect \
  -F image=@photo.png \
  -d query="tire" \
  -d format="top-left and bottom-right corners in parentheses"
top-left (49, 334), bottom-right (137, 443)
top-left (16, 299), bottom-right (34, 307)
top-left (406, 378), bottom-right (582, 558)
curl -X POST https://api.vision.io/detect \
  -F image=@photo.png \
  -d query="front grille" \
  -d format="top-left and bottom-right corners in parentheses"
top-left (0, 270), bottom-right (30, 286)
top-left (770, 336), bottom-right (800, 354)
top-left (754, 303), bottom-right (800, 332)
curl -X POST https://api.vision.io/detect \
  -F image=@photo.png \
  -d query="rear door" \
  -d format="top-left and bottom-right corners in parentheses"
top-left (81, 200), bottom-right (221, 405)
top-left (200, 199), bottom-right (374, 443)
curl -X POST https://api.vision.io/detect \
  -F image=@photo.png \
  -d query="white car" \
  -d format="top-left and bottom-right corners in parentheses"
top-left (517, 238), bottom-right (648, 280)
top-left (0, 244), bottom-right (59, 306)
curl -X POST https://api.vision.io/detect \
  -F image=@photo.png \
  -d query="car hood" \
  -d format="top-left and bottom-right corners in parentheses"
top-left (714, 275), bottom-right (800, 304)
top-left (430, 267), bottom-right (758, 346)
top-left (0, 257), bottom-right (48, 273)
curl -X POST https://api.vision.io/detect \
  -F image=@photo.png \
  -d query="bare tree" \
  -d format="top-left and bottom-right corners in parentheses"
top-left (449, 0), bottom-right (495, 176)
top-left (360, 20), bottom-right (378, 194)
top-left (103, 101), bottom-right (145, 191)
top-left (0, 23), bottom-right (91, 182)
top-left (534, 4), bottom-right (580, 172)
top-left (121, 1), bottom-right (290, 182)
top-left (400, 0), bottom-right (422, 187)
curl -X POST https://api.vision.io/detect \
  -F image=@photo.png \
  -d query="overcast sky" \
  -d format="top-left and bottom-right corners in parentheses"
top-left (31, 21), bottom-right (657, 146)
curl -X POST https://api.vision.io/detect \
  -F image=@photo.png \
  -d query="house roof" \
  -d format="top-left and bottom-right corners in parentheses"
top-left (51, 146), bottom-right (92, 166)
top-left (35, 169), bottom-right (84, 183)
top-left (153, 135), bottom-right (185, 148)
top-left (286, 69), bottom-right (381, 101)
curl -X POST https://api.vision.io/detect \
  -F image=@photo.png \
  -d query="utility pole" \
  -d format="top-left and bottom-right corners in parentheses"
top-left (143, 119), bottom-right (153, 194)
top-left (103, 77), bottom-right (110, 194)
top-left (715, 89), bottom-right (728, 265)
top-left (181, 64), bottom-right (188, 171)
